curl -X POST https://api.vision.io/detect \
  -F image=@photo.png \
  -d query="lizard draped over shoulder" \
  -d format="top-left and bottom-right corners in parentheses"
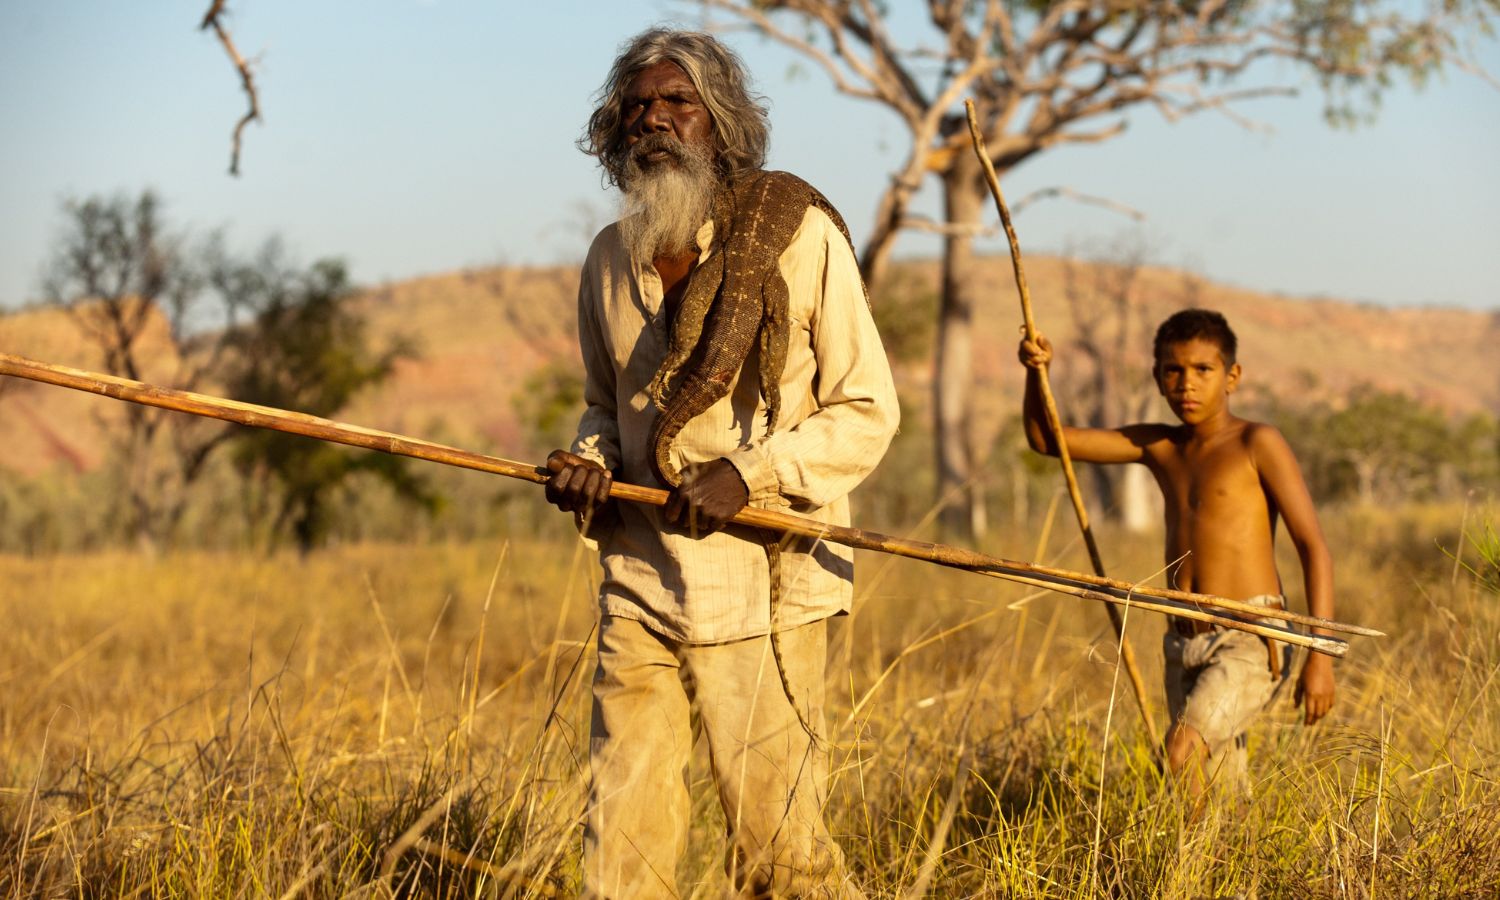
top-left (646, 169), bottom-right (864, 488)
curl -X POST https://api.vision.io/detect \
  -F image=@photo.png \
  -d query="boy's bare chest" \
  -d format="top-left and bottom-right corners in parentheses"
top-left (1159, 437), bottom-right (1261, 514)
top-left (1153, 428), bottom-right (1282, 597)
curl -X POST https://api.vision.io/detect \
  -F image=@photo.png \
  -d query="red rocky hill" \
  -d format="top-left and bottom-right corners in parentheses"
top-left (2, 256), bottom-right (1495, 477)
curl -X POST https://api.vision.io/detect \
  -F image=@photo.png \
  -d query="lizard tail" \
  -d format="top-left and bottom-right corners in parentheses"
top-left (766, 535), bottom-right (826, 751)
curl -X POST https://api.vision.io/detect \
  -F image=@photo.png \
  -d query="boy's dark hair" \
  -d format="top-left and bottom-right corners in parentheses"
top-left (1153, 308), bottom-right (1238, 366)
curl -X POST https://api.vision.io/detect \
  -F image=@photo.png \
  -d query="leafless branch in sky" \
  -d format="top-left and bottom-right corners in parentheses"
top-left (200, 0), bottom-right (261, 176)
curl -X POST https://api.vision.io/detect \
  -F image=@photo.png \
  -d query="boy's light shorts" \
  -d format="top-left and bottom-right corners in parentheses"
top-left (1163, 595), bottom-right (1294, 755)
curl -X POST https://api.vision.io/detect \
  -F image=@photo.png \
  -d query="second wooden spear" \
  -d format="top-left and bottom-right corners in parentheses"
top-left (964, 100), bottom-right (1163, 750)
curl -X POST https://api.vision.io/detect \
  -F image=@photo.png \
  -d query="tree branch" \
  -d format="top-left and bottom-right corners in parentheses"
top-left (199, 1), bottom-right (260, 176)
top-left (699, 1), bottom-right (901, 115)
top-left (1007, 186), bottom-right (1145, 222)
top-left (901, 213), bottom-right (998, 238)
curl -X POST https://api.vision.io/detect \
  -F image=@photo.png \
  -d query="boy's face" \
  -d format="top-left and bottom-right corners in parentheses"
top-left (1153, 337), bottom-right (1241, 426)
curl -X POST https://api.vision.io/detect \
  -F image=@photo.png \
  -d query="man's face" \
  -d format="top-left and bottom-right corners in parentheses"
top-left (621, 61), bottom-right (715, 170)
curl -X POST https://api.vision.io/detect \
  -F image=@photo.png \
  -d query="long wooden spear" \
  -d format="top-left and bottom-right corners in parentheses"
top-left (963, 100), bottom-right (1162, 748)
top-left (0, 352), bottom-right (1377, 656)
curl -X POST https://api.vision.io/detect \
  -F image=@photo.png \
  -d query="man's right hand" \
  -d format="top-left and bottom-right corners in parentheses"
top-left (545, 450), bottom-right (618, 532)
top-left (1018, 332), bottom-right (1053, 370)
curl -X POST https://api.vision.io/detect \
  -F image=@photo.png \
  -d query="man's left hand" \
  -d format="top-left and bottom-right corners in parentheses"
top-left (663, 458), bottom-right (749, 536)
top-left (1294, 651), bottom-right (1336, 725)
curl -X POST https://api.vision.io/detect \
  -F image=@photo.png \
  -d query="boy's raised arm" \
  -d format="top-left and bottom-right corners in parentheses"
top-left (1018, 332), bottom-right (1161, 465)
top-left (1018, 334), bottom-right (1061, 454)
top-left (1250, 423), bottom-right (1336, 725)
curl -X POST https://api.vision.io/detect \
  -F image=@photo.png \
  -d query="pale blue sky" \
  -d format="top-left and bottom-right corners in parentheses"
top-left (2, 1), bottom-right (1497, 311)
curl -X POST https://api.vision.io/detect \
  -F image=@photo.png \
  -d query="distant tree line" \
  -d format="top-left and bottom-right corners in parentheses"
top-left (1, 191), bottom-right (1492, 555)
top-left (0, 190), bottom-right (440, 554)
top-left (1254, 388), bottom-right (1499, 508)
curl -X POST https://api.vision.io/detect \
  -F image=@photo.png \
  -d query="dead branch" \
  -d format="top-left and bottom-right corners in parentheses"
top-left (199, 1), bottom-right (260, 176)
top-left (900, 215), bottom-right (998, 238)
top-left (965, 98), bottom-right (1161, 749)
top-left (1007, 186), bottom-right (1145, 222)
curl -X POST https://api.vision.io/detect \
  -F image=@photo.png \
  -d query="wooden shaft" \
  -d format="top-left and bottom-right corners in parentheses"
top-left (0, 352), bottom-right (554, 485)
top-left (734, 499), bottom-right (1377, 640)
top-left (964, 101), bottom-right (1161, 747)
top-left (737, 501), bottom-right (1347, 656)
top-left (970, 572), bottom-right (1348, 657)
top-left (0, 351), bottom-right (1376, 653)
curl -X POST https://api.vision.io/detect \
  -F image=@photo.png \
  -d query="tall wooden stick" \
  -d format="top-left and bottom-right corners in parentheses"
top-left (963, 100), bottom-right (1163, 750)
top-left (0, 351), bottom-right (1375, 657)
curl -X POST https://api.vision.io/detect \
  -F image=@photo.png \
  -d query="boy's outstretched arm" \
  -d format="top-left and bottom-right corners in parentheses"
top-left (1251, 424), bottom-right (1336, 725)
top-left (1017, 332), bottom-right (1158, 465)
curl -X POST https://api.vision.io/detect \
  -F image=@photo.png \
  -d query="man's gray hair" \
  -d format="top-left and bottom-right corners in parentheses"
top-left (581, 28), bottom-right (770, 188)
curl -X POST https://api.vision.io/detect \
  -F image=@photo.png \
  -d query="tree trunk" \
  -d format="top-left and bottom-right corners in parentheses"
top-left (1119, 464), bottom-right (1157, 532)
top-left (859, 165), bottom-right (924, 290)
top-left (1119, 392), bottom-right (1158, 531)
top-left (1007, 454), bottom-right (1030, 527)
top-left (1087, 353), bottom-right (1120, 517)
top-left (1354, 458), bottom-right (1377, 505)
top-left (1087, 466), bottom-right (1117, 522)
top-left (935, 156), bottom-right (985, 541)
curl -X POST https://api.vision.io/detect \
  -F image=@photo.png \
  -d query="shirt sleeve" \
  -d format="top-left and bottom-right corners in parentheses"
top-left (570, 236), bottom-right (623, 473)
top-left (725, 209), bottom-right (900, 509)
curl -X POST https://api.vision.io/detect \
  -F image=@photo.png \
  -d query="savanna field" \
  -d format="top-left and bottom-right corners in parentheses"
top-left (3, 253), bottom-right (1494, 898)
top-left (7, 3), bottom-right (1500, 894)
top-left (4, 499), bottom-right (1497, 898)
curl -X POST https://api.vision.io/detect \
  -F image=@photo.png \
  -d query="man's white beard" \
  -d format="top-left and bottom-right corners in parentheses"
top-left (618, 136), bottom-right (718, 262)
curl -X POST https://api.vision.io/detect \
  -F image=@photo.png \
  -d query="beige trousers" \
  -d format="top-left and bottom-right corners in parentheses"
top-left (583, 614), bottom-right (853, 899)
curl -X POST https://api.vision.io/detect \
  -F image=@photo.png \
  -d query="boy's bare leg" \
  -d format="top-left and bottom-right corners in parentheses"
top-left (1165, 721), bottom-right (1211, 819)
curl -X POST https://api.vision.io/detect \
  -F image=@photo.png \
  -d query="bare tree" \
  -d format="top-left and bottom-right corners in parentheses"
top-left (38, 194), bottom-right (429, 551)
top-left (42, 191), bottom-right (234, 548)
top-left (1056, 240), bottom-right (1162, 529)
top-left (691, 0), bottom-right (1498, 539)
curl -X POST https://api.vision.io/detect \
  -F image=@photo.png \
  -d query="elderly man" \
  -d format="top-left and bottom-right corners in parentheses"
top-left (545, 28), bottom-right (897, 898)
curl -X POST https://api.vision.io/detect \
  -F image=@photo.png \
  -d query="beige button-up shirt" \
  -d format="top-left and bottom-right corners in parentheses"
top-left (571, 204), bottom-right (899, 644)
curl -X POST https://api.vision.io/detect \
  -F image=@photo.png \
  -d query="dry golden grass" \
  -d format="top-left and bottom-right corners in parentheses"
top-left (3, 501), bottom-right (1498, 897)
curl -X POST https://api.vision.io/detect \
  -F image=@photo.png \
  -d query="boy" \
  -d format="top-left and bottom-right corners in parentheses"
top-left (1018, 308), bottom-right (1335, 798)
